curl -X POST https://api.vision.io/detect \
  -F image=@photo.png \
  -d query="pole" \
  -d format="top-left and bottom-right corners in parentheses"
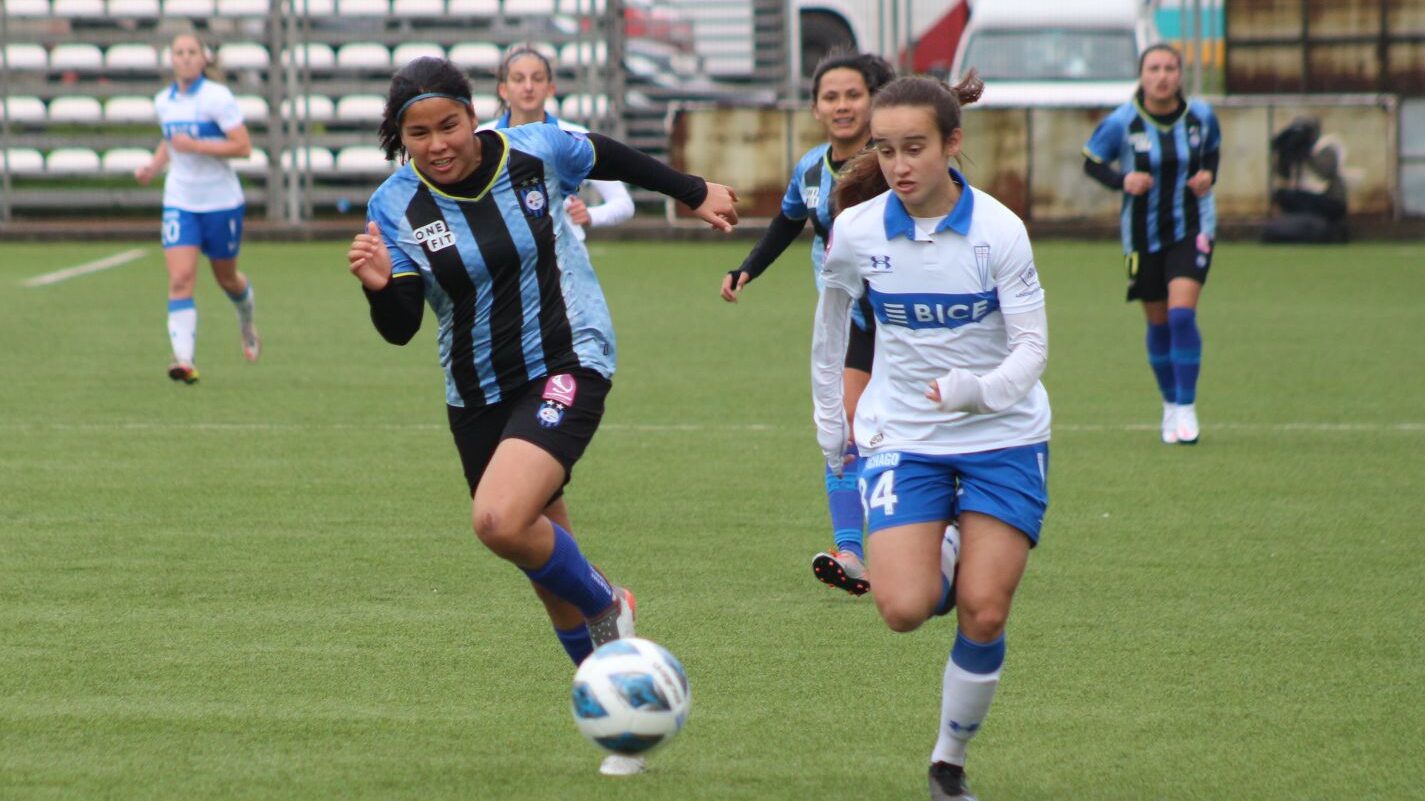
top-left (1, 6), bottom-right (13, 224)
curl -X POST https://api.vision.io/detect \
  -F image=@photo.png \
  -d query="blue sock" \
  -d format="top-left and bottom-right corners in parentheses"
top-left (554, 623), bottom-right (594, 665)
top-left (1146, 322), bottom-right (1176, 403)
top-left (825, 443), bottom-right (864, 560)
top-left (951, 631), bottom-right (1006, 674)
top-left (1168, 307), bottom-right (1202, 405)
top-left (520, 523), bottom-right (615, 618)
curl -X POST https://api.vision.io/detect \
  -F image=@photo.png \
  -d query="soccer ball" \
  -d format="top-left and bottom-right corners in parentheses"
top-left (571, 637), bottom-right (691, 755)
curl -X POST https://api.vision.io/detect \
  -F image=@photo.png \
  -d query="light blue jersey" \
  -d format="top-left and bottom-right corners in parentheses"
top-left (365, 124), bottom-right (616, 408)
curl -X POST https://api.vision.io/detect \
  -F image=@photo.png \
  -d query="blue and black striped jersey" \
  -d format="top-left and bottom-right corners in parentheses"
top-left (366, 124), bottom-right (615, 408)
top-left (1084, 97), bottom-right (1221, 255)
top-left (782, 142), bottom-right (838, 281)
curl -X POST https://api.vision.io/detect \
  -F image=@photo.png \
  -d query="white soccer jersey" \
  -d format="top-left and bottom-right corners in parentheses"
top-left (819, 171), bottom-right (1051, 456)
top-left (153, 77), bottom-right (245, 212)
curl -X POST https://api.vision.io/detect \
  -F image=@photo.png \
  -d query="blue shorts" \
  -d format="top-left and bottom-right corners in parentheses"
top-left (162, 205), bottom-right (244, 259)
top-left (858, 442), bottom-right (1050, 545)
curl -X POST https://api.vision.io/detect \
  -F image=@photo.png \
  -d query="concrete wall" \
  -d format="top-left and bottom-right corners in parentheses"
top-left (669, 97), bottom-right (1401, 224)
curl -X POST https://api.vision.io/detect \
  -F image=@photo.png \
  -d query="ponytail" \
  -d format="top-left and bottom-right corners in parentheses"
top-left (833, 72), bottom-right (983, 214)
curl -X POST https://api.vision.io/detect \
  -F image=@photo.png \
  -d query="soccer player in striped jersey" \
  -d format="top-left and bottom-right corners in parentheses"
top-left (721, 52), bottom-right (895, 596)
top-left (345, 57), bottom-right (737, 777)
top-left (135, 33), bottom-right (260, 384)
top-left (477, 45), bottom-right (635, 242)
top-left (815, 75), bottom-right (1050, 801)
top-left (1083, 43), bottom-right (1220, 445)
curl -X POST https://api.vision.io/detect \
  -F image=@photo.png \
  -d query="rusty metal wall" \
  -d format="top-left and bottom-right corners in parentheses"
top-left (668, 98), bottom-right (1399, 225)
top-left (1226, 0), bottom-right (1425, 95)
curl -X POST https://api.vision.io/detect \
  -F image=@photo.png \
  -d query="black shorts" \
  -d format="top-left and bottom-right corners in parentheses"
top-left (447, 368), bottom-right (611, 496)
top-left (1126, 234), bottom-right (1213, 302)
top-left (845, 297), bottom-right (876, 373)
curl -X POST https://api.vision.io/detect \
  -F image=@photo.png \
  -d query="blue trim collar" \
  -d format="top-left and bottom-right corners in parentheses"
top-left (168, 75), bottom-right (206, 99)
top-left (883, 167), bottom-right (974, 240)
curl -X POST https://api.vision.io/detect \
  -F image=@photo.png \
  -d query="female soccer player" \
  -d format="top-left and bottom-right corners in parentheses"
top-left (345, 57), bottom-right (736, 776)
top-left (477, 45), bottom-right (635, 240)
top-left (1082, 43), bottom-right (1220, 445)
top-left (721, 52), bottom-right (895, 596)
top-left (134, 32), bottom-right (259, 384)
top-left (813, 75), bottom-right (1051, 801)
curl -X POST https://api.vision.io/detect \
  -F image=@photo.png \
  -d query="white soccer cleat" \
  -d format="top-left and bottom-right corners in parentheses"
top-left (599, 753), bottom-right (646, 776)
top-left (1161, 402), bottom-right (1179, 444)
top-left (1176, 403), bottom-right (1200, 445)
top-left (587, 586), bottom-right (636, 648)
top-left (240, 321), bottom-right (261, 362)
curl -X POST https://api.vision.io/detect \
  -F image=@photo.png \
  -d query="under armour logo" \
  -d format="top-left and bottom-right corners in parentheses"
top-left (948, 720), bottom-right (981, 734)
top-left (869, 255), bottom-right (893, 272)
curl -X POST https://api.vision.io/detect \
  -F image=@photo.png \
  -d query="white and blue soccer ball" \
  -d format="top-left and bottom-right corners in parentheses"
top-left (571, 637), bottom-right (691, 756)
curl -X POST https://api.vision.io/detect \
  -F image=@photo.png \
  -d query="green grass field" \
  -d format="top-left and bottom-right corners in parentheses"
top-left (1, 238), bottom-right (1422, 801)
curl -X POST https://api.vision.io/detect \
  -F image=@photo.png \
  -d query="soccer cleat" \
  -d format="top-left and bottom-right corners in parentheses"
top-left (599, 753), bottom-right (647, 776)
top-left (167, 362), bottom-right (199, 384)
top-left (929, 761), bottom-right (979, 801)
top-left (1161, 402), bottom-right (1179, 444)
top-left (1176, 403), bottom-right (1200, 445)
top-left (240, 322), bottom-right (261, 362)
top-left (586, 586), bottom-right (636, 648)
top-left (811, 550), bottom-right (870, 596)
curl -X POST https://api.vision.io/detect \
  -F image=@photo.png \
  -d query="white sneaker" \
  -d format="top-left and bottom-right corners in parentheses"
top-left (1161, 402), bottom-right (1179, 444)
top-left (1176, 403), bottom-right (1200, 445)
top-left (599, 753), bottom-right (646, 776)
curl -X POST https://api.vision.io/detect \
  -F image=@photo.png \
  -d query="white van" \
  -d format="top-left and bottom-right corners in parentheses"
top-left (950, 0), bottom-right (1160, 107)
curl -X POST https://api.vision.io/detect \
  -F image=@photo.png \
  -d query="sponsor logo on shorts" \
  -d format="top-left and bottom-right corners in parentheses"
top-left (542, 373), bottom-right (578, 406)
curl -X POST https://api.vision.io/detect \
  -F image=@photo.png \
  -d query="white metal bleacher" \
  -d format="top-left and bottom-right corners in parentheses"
top-left (391, 0), bottom-right (443, 16)
top-left (215, 0), bottom-right (268, 14)
top-left (336, 42), bottom-right (392, 72)
top-left (335, 94), bottom-right (386, 124)
top-left (218, 42), bottom-right (270, 71)
top-left (53, 0), bottom-right (106, 16)
top-left (46, 148), bottom-right (102, 175)
top-left (392, 42), bottom-right (445, 67)
top-left (105, 43), bottom-right (159, 72)
top-left (279, 95), bottom-right (335, 122)
top-left (161, 0), bottom-right (215, 16)
top-left (101, 147), bottom-right (153, 175)
top-left (336, 0), bottom-right (389, 16)
top-left (4, 148), bottom-right (47, 176)
top-left (108, 0), bottom-right (161, 16)
top-left (1, 97), bottom-right (47, 125)
top-left (104, 96), bottom-right (158, 123)
top-left (4, 0), bottom-right (53, 16)
top-left (335, 146), bottom-right (392, 174)
top-left (50, 43), bottom-right (104, 71)
top-left (281, 43), bottom-right (336, 71)
top-left (280, 147), bottom-right (335, 173)
top-left (235, 95), bottom-right (271, 123)
top-left (231, 147), bottom-right (269, 176)
top-left (3, 44), bottom-right (48, 71)
top-left (448, 42), bottom-right (501, 71)
top-left (48, 96), bottom-right (104, 124)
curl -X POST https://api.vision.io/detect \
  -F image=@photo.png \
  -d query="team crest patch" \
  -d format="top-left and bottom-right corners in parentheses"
top-left (413, 219), bottom-right (455, 252)
top-left (516, 179), bottom-right (549, 219)
top-left (537, 373), bottom-right (577, 428)
top-left (974, 244), bottom-right (991, 278)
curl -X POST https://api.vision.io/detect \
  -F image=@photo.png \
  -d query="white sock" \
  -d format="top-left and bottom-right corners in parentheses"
top-left (931, 659), bottom-right (1000, 766)
top-left (168, 303), bottom-right (197, 365)
top-left (228, 284), bottom-right (255, 327)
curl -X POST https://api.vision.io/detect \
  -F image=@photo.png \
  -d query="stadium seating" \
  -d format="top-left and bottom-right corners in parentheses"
top-left (53, 0), bottom-right (105, 16)
top-left (449, 42), bottom-right (501, 71)
top-left (101, 148), bottom-right (154, 175)
top-left (108, 0), bottom-right (160, 16)
top-left (279, 95), bottom-right (335, 122)
top-left (560, 41), bottom-right (607, 69)
top-left (48, 96), bottom-right (104, 124)
top-left (50, 44), bottom-right (105, 72)
top-left (216, 0), bottom-right (268, 14)
top-left (560, 93), bottom-right (608, 123)
top-left (280, 146), bottom-right (336, 173)
top-left (231, 147), bottom-right (269, 176)
top-left (162, 0), bottom-right (215, 15)
top-left (0, 97), bottom-right (47, 125)
top-left (336, 0), bottom-right (388, 15)
top-left (4, 0), bottom-right (52, 16)
top-left (218, 42), bottom-right (270, 71)
top-left (3, 44), bottom-right (48, 72)
top-left (337, 43), bottom-right (392, 72)
top-left (472, 94), bottom-right (499, 120)
top-left (105, 96), bottom-right (158, 124)
top-left (336, 146), bottom-right (393, 174)
top-left (335, 94), bottom-right (386, 124)
top-left (281, 43), bottom-right (336, 71)
top-left (105, 43), bottom-right (160, 72)
top-left (4, 148), bottom-right (46, 176)
top-left (235, 95), bottom-right (271, 124)
top-left (447, 0), bottom-right (499, 16)
top-left (392, 42), bottom-right (445, 67)
top-left (502, 0), bottom-right (555, 16)
top-left (285, 0), bottom-right (336, 13)
top-left (46, 148), bottom-right (102, 175)
top-left (392, 0), bottom-right (444, 17)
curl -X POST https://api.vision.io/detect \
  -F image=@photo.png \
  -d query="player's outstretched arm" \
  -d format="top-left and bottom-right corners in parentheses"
top-left (722, 212), bottom-right (809, 302)
top-left (584, 133), bottom-right (738, 233)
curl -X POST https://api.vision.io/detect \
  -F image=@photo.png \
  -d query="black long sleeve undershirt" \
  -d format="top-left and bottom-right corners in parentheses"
top-left (1083, 157), bottom-right (1125, 190)
top-left (585, 132), bottom-right (708, 210)
top-left (363, 276), bottom-right (425, 345)
top-left (734, 212), bottom-right (808, 282)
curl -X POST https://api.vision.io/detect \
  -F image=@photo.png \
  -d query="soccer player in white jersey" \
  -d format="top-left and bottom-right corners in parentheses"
top-left (476, 46), bottom-right (634, 242)
top-left (345, 57), bottom-right (737, 777)
top-left (134, 33), bottom-right (259, 384)
top-left (811, 75), bottom-right (1051, 801)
